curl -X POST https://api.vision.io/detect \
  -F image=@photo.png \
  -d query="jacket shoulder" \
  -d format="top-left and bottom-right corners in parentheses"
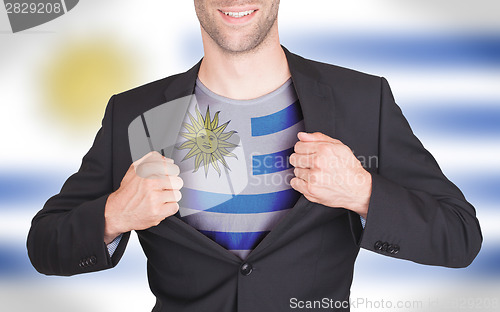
top-left (113, 72), bottom-right (182, 103)
top-left (108, 69), bottom-right (195, 125)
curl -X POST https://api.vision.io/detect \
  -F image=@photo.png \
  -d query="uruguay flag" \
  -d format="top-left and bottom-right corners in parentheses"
top-left (173, 79), bottom-right (304, 259)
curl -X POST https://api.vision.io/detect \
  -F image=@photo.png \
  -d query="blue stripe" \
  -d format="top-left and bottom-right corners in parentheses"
top-left (0, 245), bottom-right (32, 276)
top-left (282, 34), bottom-right (500, 67)
top-left (198, 230), bottom-right (269, 250)
top-left (466, 247), bottom-right (500, 275)
top-left (451, 176), bottom-right (500, 206)
top-left (180, 188), bottom-right (300, 214)
top-left (0, 244), bottom-right (147, 277)
top-left (252, 147), bottom-right (294, 175)
top-left (403, 105), bottom-right (500, 136)
top-left (0, 172), bottom-right (69, 206)
top-left (251, 101), bottom-right (303, 136)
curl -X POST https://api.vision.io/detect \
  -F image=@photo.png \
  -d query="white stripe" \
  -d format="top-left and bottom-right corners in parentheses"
top-left (180, 209), bottom-right (291, 232)
top-left (249, 120), bottom-right (305, 156)
top-left (246, 168), bottom-right (296, 194)
top-left (230, 249), bottom-right (251, 259)
top-left (411, 138), bottom-right (500, 175)
top-left (382, 70), bottom-right (500, 105)
top-left (0, 210), bottom-right (33, 244)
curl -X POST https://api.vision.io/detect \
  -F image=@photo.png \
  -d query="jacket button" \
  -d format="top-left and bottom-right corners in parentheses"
top-left (387, 244), bottom-right (400, 254)
top-left (80, 259), bottom-right (88, 267)
top-left (392, 245), bottom-right (400, 254)
top-left (381, 242), bottom-right (389, 252)
top-left (387, 244), bottom-right (395, 254)
top-left (240, 263), bottom-right (253, 276)
top-left (374, 241), bottom-right (383, 250)
top-left (89, 256), bottom-right (97, 265)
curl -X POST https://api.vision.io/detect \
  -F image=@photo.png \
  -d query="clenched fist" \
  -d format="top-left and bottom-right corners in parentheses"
top-left (289, 132), bottom-right (372, 219)
top-left (104, 151), bottom-right (183, 244)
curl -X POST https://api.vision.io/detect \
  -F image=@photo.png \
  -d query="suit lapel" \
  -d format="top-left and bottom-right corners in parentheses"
top-left (155, 48), bottom-right (338, 261)
top-left (163, 60), bottom-right (201, 102)
top-left (283, 47), bottom-right (336, 137)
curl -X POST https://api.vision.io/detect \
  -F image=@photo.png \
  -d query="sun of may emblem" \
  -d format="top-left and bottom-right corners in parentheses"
top-left (177, 105), bottom-right (238, 177)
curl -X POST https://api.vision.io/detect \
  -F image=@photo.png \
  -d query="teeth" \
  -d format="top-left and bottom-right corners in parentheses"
top-left (222, 10), bottom-right (255, 18)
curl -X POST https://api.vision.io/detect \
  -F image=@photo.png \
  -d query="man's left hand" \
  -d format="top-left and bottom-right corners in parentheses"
top-left (289, 132), bottom-right (372, 219)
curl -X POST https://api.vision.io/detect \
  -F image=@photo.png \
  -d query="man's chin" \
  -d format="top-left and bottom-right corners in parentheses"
top-left (216, 36), bottom-right (267, 55)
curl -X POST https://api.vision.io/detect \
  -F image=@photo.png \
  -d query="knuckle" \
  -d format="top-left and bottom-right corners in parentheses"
top-left (159, 191), bottom-right (170, 203)
top-left (166, 202), bottom-right (179, 215)
top-left (146, 192), bottom-right (157, 204)
top-left (142, 177), bottom-right (157, 189)
top-left (340, 145), bottom-right (352, 156)
top-left (164, 177), bottom-right (174, 190)
top-left (305, 194), bottom-right (318, 204)
top-left (150, 151), bottom-right (161, 157)
top-left (136, 163), bottom-right (154, 178)
top-left (309, 171), bottom-right (319, 184)
top-left (317, 144), bottom-right (329, 154)
top-left (150, 204), bottom-right (161, 217)
top-left (163, 177), bottom-right (173, 190)
top-left (300, 157), bottom-right (309, 168)
top-left (173, 190), bottom-right (182, 202)
top-left (312, 156), bottom-right (322, 168)
top-left (307, 184), bottom-right (318, 197)
top-left (167, 163), bottom-right (180, 176)
top-left (161, 176), bottom-right (174, 190)
top-left (137, 162), bottom-right (151, 171)
top-left (153, 216), bottom-right (164, 227)
top-left (294, 142), bottom-right (302, 153)
top-left (177, 176), bottom-right (184, 189)
top-left (171, 176), bottom-right (184, 189)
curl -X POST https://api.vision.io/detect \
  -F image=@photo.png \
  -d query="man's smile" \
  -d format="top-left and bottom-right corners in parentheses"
top-left (218, 7), bottom-right (258, 24)
top-left (220, 10), bottom-right (256, 18)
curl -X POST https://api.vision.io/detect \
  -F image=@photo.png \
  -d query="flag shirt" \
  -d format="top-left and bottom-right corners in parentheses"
top-left (171, 78), bottom-right (305, 259)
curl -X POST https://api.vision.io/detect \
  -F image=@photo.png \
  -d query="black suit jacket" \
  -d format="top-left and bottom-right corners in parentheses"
top-left (27, 47), bottom-right (482, 311)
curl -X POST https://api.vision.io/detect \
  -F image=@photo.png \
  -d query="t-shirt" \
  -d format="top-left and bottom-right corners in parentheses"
top-left (171, 77), bottom-right (305, 259)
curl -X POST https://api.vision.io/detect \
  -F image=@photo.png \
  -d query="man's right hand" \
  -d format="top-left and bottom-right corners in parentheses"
top-left (103, 151), bottom-right (183, 244)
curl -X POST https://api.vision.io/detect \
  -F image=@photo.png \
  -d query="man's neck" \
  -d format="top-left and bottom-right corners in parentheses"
top-left (198, 31), bottom-right (291, 100)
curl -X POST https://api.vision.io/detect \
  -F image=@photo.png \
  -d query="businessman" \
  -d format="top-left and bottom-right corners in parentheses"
top-left (27, 1), bottom-right (482, 311)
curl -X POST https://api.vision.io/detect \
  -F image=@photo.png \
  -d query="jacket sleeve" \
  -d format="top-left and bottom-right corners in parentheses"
top-left (357, 77), bottom-right (482, 268)
top-left (27, 95), bottom-right (130, 276)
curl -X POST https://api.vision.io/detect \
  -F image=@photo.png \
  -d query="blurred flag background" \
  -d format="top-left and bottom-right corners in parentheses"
top-left (1, 1), bottom-right (499, 311)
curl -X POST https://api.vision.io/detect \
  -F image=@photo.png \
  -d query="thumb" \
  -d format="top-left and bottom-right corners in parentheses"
top-left (134, 151), bottom-right (173, 167)
top-left (133, 151), bottom-right (160, 167)
top-left (297, 132), bottom-right (340, 144)
top-left (125, 151), bottom-right (173, 180)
